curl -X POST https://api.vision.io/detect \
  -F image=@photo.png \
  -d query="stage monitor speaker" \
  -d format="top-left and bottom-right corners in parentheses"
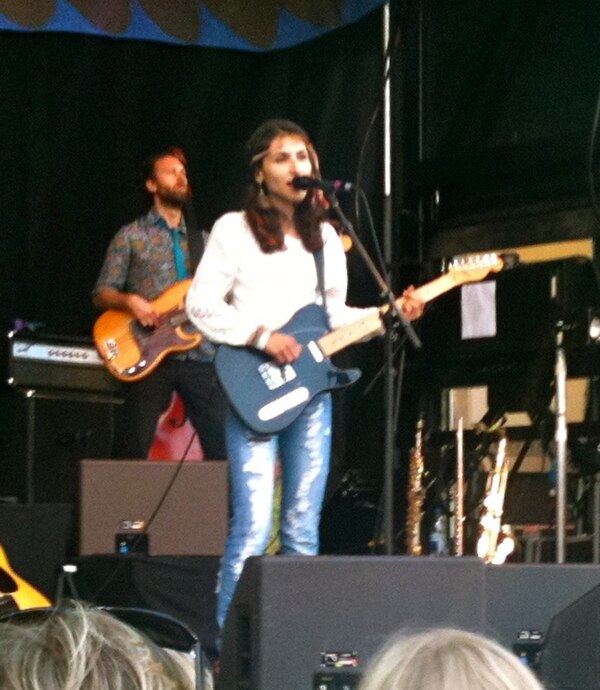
top-left (540, 576), bottom-right (600, 689)
top-left (72, 554), bottom-right (220, 653)
top-left (79, 460), bottom-right (228, 556)
top-left (485, 564), bottom-right (600, 651)
top-left (220, 555), bottom-right (486, 690)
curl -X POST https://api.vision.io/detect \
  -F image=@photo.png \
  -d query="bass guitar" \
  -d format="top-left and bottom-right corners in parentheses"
top-left (93, 279), bottom-right (201, 382)
top-left (0, 544), bottom-right (51, 613)
top-left (215, 253), bottom-right (508, 434)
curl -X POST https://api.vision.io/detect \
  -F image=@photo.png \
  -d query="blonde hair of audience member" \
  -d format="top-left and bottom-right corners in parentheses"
top-left (358, 628), bottom-right (544, 690)
top-left (0, 600), bottom-right (195, 690)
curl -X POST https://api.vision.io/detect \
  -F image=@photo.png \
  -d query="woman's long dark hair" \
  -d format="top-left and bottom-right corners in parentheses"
top-left (243, 119), bottom-right (327, 254)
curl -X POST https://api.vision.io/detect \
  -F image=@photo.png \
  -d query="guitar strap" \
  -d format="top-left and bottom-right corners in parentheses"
top-left (313, 248), bottom-right (330, 326)
top-left (182, 199), bottom-right (215, 360)
top-left (184, 198), bottom-right (205, 272)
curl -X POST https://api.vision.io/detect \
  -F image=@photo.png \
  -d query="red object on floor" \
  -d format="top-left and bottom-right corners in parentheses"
top-left (148, 393), bottom-right (203, 461)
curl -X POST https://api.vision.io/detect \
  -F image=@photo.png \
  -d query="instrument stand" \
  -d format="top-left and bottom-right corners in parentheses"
top-left (487, 326), bottom-right (570, 564)
top-left (54, 563), bottom-right (80, 602)
top-left (325, 191), bottom-right (421, 555)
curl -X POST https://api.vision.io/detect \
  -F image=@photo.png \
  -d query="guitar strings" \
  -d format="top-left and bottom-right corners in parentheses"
top-left (98, 313), bottom-right (198, 357)
top-left (99, 308), bottom-right (184, 341)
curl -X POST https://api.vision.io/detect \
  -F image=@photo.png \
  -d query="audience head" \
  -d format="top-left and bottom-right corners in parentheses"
top-left (358, 627), bottom-right (544, 690)
top-left (0, 600), bottom-right (195, 690)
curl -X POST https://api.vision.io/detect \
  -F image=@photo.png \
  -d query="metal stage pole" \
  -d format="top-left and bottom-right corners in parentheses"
top-left (381, 2), bottom-right (395, 555)
top-left (554, 330), bottom-right (568, 563)
top-left (380, 3), bottom-right (421, 554)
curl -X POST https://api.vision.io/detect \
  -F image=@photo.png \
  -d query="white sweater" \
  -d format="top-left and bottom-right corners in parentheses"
top-left (186, 211), bottom-right (377, 346)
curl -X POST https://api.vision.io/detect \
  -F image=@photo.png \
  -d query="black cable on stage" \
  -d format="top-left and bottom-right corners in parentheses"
top-left (88, 424), bottom-right (200, 602)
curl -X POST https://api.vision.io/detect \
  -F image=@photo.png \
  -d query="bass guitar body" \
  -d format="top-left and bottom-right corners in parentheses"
top-left (0, 544), bottom-right (51, 613)
top-left (94, 280), bottom-right (201, 382)
top-left (215, 304), bottom-right (361, 435)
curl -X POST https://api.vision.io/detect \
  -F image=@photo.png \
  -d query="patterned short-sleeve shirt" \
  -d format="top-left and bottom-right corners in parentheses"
top-left (94, 209), bottom-right (215, 360)
top-left (94, 209), bottom-right (190, 300)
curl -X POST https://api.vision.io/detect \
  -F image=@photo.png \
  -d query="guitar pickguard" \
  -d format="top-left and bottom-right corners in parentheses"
top-left (93, 280), bottom-right (202, 382)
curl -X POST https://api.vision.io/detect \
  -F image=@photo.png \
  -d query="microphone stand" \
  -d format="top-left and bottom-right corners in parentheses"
top-left (325, 190), bottom-right (421, 555)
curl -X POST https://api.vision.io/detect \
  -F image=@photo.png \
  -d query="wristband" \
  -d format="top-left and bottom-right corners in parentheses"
top-left (254, 328), bottom-right (272, 351)
top-left (254, 328), bottom-right (271, 350)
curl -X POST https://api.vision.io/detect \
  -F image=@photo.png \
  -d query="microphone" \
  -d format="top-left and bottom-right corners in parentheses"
top-left (292, 176), bottom-right (355, 193)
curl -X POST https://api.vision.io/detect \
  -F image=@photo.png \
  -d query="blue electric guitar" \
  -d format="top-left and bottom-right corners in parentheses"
top-left (215, 253), bottom-right (507, 434)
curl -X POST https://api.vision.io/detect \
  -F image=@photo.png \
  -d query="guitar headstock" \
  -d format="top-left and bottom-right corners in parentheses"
top-left (447, 252), bottom-right (514, 285)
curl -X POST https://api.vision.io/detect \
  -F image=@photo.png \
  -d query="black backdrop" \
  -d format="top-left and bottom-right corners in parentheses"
top-left (403, 0), bottom-right (600, 234)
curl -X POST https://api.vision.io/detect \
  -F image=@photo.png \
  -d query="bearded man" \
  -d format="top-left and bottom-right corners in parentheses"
top-left (93, 148), bottom-right (227, 459)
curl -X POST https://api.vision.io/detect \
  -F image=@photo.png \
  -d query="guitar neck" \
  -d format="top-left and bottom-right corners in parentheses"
top-left (318, 272), bottom-right (459, 358)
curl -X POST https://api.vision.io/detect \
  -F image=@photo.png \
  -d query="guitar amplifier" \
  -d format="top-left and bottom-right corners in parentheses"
top-left (6, 330), bottom-right (124, 396)
top-left (79, 459), bottom-right (228, 556)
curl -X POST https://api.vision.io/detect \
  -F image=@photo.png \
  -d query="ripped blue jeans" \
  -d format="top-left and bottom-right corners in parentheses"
top-left (216, 393), bottom-right (332, 629)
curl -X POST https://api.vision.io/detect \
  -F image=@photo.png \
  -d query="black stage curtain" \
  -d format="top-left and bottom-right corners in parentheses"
top-left (401, 0), bottom-right (600, 232)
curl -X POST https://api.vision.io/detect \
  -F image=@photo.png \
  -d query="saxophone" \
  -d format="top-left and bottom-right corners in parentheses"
top-left (406, 417), bottom-right (426, 556)
top-left (476, 430), bottom-right (513, 563)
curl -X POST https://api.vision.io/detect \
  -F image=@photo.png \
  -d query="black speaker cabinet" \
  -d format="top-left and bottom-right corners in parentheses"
top-left (221, 555), bottom-right (486, 690)
top-left (79, 459), bottom-right (228, 556)
top-left (0, 503), bottom-right (74, 598)
top-left (221, 557), bottom-right (600, 690)
top-left (4, 390), bottom-right (118, 503)
top-left (72, 554), bottom-right (221, 653)
top-left (540, 574), bottom-right (600, 689)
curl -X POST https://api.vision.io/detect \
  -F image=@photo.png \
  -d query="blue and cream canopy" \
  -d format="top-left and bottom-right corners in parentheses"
top-left (0, 0), bottom-right (388, 50)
